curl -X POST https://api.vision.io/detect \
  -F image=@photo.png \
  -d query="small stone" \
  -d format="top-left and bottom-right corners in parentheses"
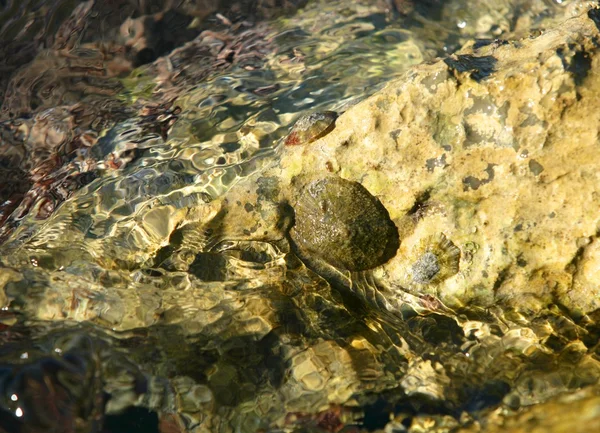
top-left (290, 177), bottom-right (399, 271)
top-left (285, 111), bottom-right (338, 146)
top-left (528, 159), bottom-right (544, 176)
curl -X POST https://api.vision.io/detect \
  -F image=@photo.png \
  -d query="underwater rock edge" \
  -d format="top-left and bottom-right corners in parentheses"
top-left (272, 6), bottom-right (600, 316)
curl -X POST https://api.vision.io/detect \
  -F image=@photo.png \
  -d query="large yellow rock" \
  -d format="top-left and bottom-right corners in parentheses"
top-left (221, 8), bottom-right (600, 316)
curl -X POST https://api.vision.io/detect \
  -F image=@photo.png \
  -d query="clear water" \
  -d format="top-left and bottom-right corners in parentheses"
top-left (0, 0), bottom-right (598, 432)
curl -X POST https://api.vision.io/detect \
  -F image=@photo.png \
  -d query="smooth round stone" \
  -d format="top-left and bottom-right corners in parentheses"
top-left (290, 177), bottom-right (399, 271)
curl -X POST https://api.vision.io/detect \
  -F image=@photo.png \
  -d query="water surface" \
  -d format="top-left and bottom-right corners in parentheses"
top-left (0, 1), bottom-right (597, 432)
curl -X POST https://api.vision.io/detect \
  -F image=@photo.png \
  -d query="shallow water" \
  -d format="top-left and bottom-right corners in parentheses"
top-left (0, 0), bottom-right (599, 432)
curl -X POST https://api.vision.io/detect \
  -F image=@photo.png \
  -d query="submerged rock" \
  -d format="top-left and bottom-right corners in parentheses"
top-left (7, 5), bottom-right (600, 320)
top-left (82, 5), bottom-right (600, 320)
top-left (4, 5), bottom-right (600, 433)
top-left (194, 6), bottom-right (600, 317)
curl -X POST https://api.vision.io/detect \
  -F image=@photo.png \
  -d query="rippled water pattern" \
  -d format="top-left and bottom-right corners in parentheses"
top-left (0, 0), bottom-right (598, 432)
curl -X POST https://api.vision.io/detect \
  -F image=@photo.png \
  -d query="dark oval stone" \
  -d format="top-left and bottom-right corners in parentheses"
top-left (290, 177), bottom-right (399, 271)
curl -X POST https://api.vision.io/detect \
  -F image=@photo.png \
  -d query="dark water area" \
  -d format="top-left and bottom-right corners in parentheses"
top-left (0, 0), bottom-right (599, 432)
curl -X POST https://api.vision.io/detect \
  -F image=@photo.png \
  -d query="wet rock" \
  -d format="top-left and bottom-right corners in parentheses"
top-left (4, 5), bottom-right (600, 432)
top-left (0, 335), bottom-right (105, 433)
top-left (452, 384), bottom-right (600, 433)
top-left (262, 6), bottom-right (600, 316)
top-left (133, 5), bottom-right (600, 318)
top-left (285, 111), bottom-right (338, 146)
top-left (290, 177), bottom-right (399, 271)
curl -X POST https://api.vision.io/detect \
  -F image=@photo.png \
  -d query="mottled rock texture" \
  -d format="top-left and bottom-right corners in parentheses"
top-left (254, 7), bottom-right (600, 316)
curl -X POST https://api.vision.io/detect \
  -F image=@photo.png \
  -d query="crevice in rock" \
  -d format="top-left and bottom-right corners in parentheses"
top-left (588, 7), bottom-right (600, 32)
top-left (407, 188), bottom-right (432, 219)
top-left (492, 266), bottom-right (511, 294)
top-left (557, 44), bottom-right (593, 87)
top-left (444, 54), bottom-right (498, 82)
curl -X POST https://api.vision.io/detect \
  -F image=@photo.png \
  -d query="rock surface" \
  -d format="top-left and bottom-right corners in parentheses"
top-left (193, 7), bottom-right (600, 317)
top-left (3, 4), bottom-right (600, 433)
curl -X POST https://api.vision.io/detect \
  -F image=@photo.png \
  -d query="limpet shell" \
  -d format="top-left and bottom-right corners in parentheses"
top-left (284, 111), bottom-right (338, 146)
top-left (409, 233), bottom-right (460, 285)
top-left (290, 177), bottom-right (399, 271)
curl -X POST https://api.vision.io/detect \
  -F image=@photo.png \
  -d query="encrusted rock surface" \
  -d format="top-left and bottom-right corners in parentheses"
top-left (2, 5), bottom-right (600, 433)
top-left (11, 4), bottom-right (600, 324)
top-left (204, 7), bottom-right (600, 317)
